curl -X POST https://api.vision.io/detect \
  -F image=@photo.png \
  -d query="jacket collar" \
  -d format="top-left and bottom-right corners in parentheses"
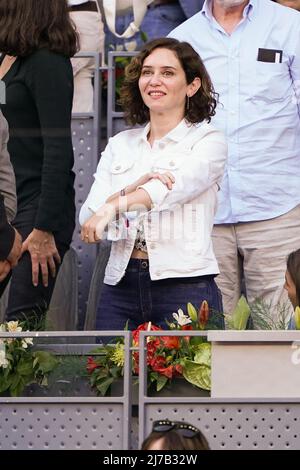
top-left (201, 0), bottom-right (255, 22)
top-left (140, 119), bottom-right (195, 145)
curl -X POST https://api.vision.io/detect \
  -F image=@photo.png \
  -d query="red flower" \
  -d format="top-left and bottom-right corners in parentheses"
top-left (150, 355), bottom-right (166, 370)
top-left (198, 300), bottom-right (209, 329)
top-left (181, 325), bottom-right (193, 331)
top-left (150, 358), bottom-right (183, 379)
top-left (174, 364), bottom-right (183, 375)
top-left (160, 335), bottom-right (180, 350)
top-left (86, 357), bottom-right (99, 374)
top-left (179, 324), bottom-right (193, 343)
top-left (132, 322), bottom-right (162, 346)
top-left (132, 323), bottom-right (164, 375)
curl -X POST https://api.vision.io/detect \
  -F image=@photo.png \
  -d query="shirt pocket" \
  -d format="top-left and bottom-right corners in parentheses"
top-left (110, 159), bottom-right (135, 190)
top-left (252, 61), bottom-right (288, 103)
top-left (152, 152), bottom-right (188, 173)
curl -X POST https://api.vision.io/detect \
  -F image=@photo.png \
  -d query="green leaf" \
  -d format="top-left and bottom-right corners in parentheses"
top-left (41, 376), bottom-right (48, 386)
top-left (33, 351), bottom-right (58, 373)
top-left (110, 366), bottom-right (122, 378)
top-left (156, 374), bottom-right (168, 392)
top-left (10, 373), bottom-right (22, 390)
top-left (183, 361), bottom-right (211, 390)
top-left (0, 373), bottom-right (12, 392)
top-left (94, 370), bottom-right (108, 381)
top-left (17, 358), bottom-right (34, 376)
top-left (10, 377), bottom-right (26, 397)
top-left (231, 295), bottom-right (250, 330)
top-left (193, 343), bottom-right (211, 367)
top-left (190, 336), bottom-right (205, 347)
top-left (294, 306), bottom-right (300, 330)
top-left (140, 30), bottom-right (148, 43)
top-left (96, 377), bottom-right (114, 396)
top-left (187, 303), bottom-right (198, 322)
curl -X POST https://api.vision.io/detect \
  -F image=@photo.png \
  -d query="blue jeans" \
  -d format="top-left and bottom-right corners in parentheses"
top-left (96, 259), bottom-right (224, 331)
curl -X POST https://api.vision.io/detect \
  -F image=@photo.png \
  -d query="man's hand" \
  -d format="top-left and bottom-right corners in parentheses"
top-left (7, 228), bottom-right (22, 267)
top-left (0, 259), bottom-right (11, 282)
top-left (21, 229), bottom-right (61, 287)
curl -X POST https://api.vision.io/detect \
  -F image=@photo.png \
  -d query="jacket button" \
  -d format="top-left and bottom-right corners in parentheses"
top-left (150, 243), bottom-right (156, 250)
top-left (115, 165), bottom-right (121, 170)
top-left (156, 271), bottom-right (161, 276)
top-left (169, 161), bottom-right (175, 167)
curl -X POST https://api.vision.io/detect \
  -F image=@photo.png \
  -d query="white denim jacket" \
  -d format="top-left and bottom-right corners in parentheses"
top-left (79, 119), bottom-right (227, 285)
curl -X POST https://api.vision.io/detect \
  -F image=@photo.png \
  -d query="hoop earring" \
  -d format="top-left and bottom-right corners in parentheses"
top-left (186, 95), bottom-right (190, 110)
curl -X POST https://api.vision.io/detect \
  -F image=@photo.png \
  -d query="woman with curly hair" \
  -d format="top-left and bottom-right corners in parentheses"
top-left (80, 38), bottom-right (227, 330)
top-left (0, 0), bottom-right (78, 321)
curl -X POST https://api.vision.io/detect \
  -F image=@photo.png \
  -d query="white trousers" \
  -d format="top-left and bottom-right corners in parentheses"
top-left (70, 10), bottom-right (105, 113)
top-left (212, 205), bottom-right (300, 317)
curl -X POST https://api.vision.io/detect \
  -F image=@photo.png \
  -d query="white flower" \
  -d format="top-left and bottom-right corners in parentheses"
top-left (172, 309), bottom-right (192, 326)
top-left (0, 349), bottom-right (9, 369)
top-left (124, 40), bottom-right (137, 52)
top-left (21, 336), bottom-right (33, 349)
top-left (7, 321), bottom-right (22, 333)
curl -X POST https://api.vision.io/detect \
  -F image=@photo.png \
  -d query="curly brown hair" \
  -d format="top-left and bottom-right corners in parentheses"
top-left (287, 248), bottom-right (300, 307)
top-left (0, 0), bottom-right (78, 57)
top-left (120, 37), bottom-right (218, 126)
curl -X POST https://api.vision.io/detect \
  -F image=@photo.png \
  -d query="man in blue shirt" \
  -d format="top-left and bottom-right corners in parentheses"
top-left (170, 0), bottom-right (300, 316)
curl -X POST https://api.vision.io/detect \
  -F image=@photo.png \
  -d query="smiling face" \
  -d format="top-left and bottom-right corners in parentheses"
top-left (138, 47), bottom-right (200, 121)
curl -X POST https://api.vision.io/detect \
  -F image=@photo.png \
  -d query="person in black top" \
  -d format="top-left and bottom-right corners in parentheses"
top-left (0, 0), bottom-right (78, 320)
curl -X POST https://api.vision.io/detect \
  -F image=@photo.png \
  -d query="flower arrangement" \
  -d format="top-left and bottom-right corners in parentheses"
top-left (0, 321), bottom-right (58, 397)
top-left (86, 301), bottom-right (220, 396)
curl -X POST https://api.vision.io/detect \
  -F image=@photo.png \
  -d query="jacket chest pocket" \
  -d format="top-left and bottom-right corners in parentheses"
top-left (152, 152), bottom-right (188, 173)
top-left (110, 160), bottom-right (135, 190)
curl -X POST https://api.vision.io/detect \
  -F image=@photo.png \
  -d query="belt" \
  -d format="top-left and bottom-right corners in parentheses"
top-left (69, 1), bottom-right (97, 12)
top-left (148, 0), bottom-right (178, 8)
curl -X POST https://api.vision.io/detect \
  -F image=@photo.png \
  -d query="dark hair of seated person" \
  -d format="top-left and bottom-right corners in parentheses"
top-left (141, 420), bottom-right (210, 451)
top-left (0, 0), bottom-right (79, 57)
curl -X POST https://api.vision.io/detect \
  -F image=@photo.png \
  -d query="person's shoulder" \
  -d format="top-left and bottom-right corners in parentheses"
top-left (108, 126), bottom-right (144, 145)
top-left (264, 0), bottom-right (300, 25)
top-left (25, 48), bottom-right (70, 67)
top-left (168, 12), bottom-right (203, 38)
top-left (192, 121), bottom-right (227, 145)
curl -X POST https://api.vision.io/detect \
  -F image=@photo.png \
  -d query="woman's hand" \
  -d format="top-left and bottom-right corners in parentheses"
top-left (0, 260), bottom-right (11, 282)
top-left (81, 203), bottom-right (115, 244)
top-left (130, 171), bottom-right (175, 192)
top-left (21, 229), bottom-right (61, 287)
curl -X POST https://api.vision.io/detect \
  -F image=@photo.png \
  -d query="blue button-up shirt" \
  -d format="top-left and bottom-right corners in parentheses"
top-left (170, 0), bottom-right (300, 223)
